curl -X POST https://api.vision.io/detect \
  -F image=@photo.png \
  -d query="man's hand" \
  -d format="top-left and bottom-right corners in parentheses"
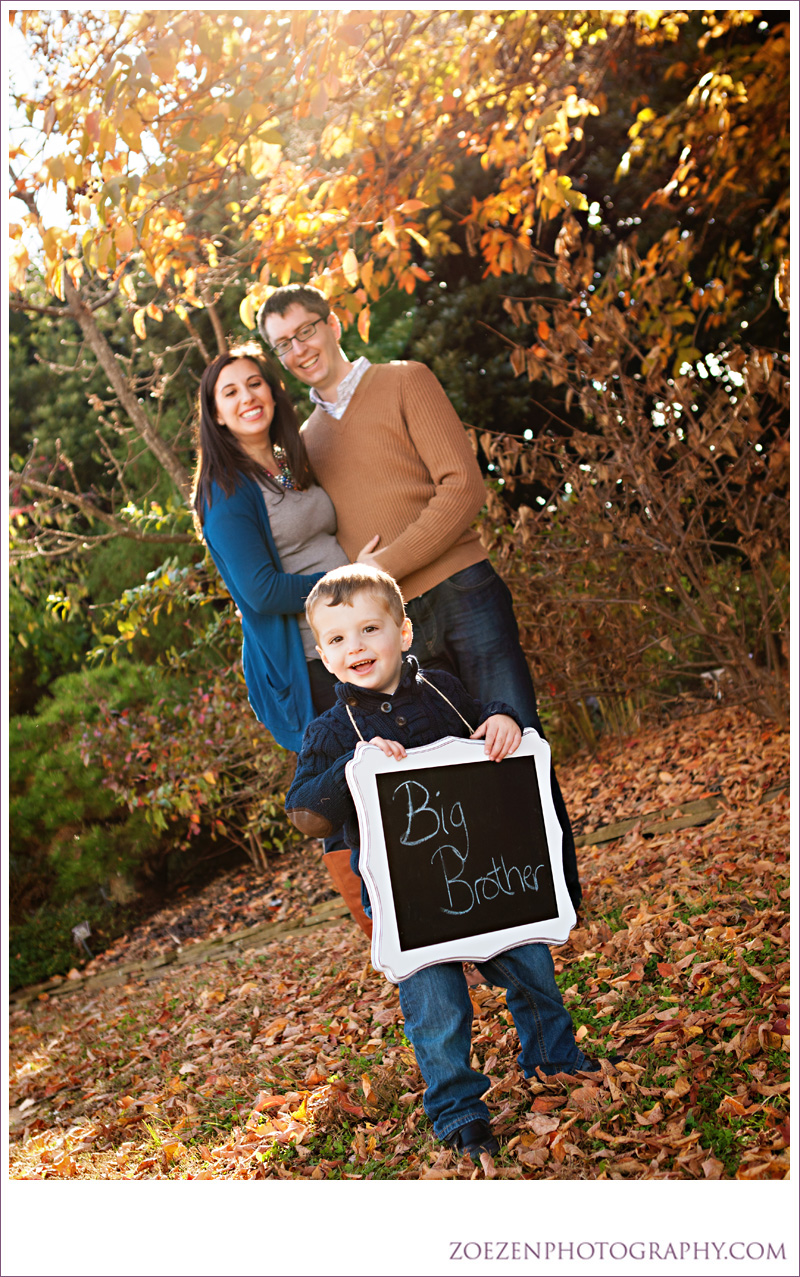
top-left (356, 534), bottom-right (381, 568)
top-left (471, 714), bottom-right (521, 761)
top-left (369, 736), bottom-right (407, 760)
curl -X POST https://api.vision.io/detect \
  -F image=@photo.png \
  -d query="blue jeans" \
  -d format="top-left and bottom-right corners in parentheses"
top-left (398, 944), bottom-right (591, 1140)
top-left (405, 560), bottom-right (581, 909)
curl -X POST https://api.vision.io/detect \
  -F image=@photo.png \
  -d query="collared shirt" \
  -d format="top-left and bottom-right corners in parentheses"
top-left (309, 356), bottom-right (371, 419)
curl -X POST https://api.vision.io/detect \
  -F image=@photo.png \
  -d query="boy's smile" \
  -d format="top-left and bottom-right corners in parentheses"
top-left (314, 592), bottom-right (413, 695)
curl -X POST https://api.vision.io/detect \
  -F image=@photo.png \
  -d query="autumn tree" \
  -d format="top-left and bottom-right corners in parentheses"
top-left (8, 7), bottom-right (789, 717)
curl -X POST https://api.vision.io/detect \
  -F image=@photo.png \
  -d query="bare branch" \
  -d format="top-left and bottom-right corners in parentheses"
top-left (10, 474), bottom-right (193, 545)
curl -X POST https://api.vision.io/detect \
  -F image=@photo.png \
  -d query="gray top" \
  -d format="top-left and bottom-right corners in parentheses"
top-left (258, 480), bottom-right (349, 660)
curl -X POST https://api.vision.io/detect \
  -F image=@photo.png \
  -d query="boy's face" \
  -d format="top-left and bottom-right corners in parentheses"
top-left (314, 591), bottom-right (413, 696)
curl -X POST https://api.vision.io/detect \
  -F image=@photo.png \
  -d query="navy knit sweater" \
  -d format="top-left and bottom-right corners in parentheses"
top-left (286, 656), bottom-right (520, 887)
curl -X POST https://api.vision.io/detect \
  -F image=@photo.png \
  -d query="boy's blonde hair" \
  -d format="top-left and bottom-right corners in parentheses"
top-left (305, 564), bottom-right (405, 638)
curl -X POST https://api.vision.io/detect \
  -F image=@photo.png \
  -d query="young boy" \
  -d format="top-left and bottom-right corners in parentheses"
top-left (286, 564), bottom-right (605, 1163)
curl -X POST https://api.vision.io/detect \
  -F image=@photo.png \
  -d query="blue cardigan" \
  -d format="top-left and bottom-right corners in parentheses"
top-left (201, 476), bottom-right (326, 751)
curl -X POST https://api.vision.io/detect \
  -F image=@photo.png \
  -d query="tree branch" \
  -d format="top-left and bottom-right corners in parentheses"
top-left (11, 474), bottom-right (194, 544)
top-left (62, 273), bottom-right (192, 497)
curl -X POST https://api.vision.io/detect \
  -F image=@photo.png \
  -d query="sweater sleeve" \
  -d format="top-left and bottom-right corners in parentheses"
top-left (285, 718), bottom-right (358, 838)
top-left (204, 486), bottom-right (324, 616)
top-left (371, 364), bottom-right (487, 583)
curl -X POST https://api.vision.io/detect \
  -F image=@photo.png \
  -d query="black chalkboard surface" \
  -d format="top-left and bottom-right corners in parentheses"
top-left (346, 730), bottom-right (575, 982)
top-left (376, 755), bottom-right (557, 951)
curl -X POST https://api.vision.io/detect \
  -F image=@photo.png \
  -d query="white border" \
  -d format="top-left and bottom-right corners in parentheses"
top-left (346, 729), bottom-right (576, 981)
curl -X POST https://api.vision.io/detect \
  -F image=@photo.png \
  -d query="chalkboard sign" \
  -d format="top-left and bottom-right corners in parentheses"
top-left (346, 729), bottom-right (575, 982)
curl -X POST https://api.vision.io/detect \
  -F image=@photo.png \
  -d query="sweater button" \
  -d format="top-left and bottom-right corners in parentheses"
top-left (395, 716), bottom-right (407, 727)
top-left (347, 697), bottom-right (358, 707)
top-left (380, 701), bottom-right (392, 713)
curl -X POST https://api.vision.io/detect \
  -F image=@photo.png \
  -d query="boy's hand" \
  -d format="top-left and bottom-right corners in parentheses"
top-left (369, 736), bottom-right (407, 760)
top-left (471, 714), bottom-right (521, 761)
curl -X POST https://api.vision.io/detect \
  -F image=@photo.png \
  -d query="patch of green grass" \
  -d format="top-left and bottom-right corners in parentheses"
top-left (255, 1142), bottom-right (298, 1167)
top-left (738, 971), bottom-right (763, 1001)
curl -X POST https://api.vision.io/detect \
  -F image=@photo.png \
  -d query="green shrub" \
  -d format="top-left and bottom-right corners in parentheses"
top-left (9, 899), bottom-right (139, 991)
top-left (9, 663), bottom-right (180, 925)
top-left (8, 577), bottom-right (91, 716)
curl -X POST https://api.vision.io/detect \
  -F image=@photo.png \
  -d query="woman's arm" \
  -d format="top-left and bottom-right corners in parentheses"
top-left (204, 487), bottom-right (323, 616)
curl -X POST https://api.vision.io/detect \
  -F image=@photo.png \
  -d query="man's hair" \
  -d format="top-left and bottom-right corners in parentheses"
top-left (257, 285), bottom-right (330, 343)
top-left (306, 564), bottom-right (406, 637)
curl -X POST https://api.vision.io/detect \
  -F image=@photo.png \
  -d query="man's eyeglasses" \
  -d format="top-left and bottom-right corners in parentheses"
top-left (270, 317), bottom-right (327, 358)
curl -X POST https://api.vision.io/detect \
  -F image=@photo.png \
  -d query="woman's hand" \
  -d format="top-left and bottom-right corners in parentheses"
top-left (369, 736), bottom-right (407, 760)
top-left (471, 714), bottom-right (522, 762)
top-left (356, 534), bottom-right (381, 568)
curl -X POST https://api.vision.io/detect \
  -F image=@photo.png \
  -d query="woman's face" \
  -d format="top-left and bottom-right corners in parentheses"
top-left (213, 358), bottom-right (275, 455)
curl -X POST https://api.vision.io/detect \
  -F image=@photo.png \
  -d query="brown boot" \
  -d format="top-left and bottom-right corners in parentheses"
top-left (323, 848), bottom-right (373, 940)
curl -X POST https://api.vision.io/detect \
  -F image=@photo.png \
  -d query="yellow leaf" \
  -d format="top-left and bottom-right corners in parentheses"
top-left (357, 306), bottom-right (370, 344)
top-left (202, 771), bottom-right (216, 785)
top-left (239, 293), bottom-right (258, 329)
top-left (290, 1097), bottom-right (309, 1123)
top-left (132, 308), bottom-right (147, 340)
top-left (406, 227), bottom-right (430, 252)
top-left (342, 247), bottom-right (359, 286)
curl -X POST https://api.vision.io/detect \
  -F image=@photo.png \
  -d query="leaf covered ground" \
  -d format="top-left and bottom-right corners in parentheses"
top-left (8, 703), bottom-right (789, 1182)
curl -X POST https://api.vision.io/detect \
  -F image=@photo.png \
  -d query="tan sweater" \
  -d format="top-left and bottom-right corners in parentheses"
top-left (301, 361), bottom-right (488, 601)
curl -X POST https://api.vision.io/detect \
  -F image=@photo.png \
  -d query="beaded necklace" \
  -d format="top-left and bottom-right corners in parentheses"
top-left (268, 446), bottom-right (295, 491)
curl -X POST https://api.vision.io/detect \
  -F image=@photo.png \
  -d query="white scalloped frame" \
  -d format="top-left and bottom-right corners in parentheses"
top-left (345, 728), bottom-right (576, 982)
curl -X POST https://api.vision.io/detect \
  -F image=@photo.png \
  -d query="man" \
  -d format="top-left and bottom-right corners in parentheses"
top-left (257, 285), bottom-right (581, 910)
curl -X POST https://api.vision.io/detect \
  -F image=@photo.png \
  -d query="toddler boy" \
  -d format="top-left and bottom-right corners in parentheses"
top-left (286, 564), bottom-right (604, 1163)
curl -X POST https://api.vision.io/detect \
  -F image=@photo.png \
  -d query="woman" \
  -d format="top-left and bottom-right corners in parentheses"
top-left (192, 342), bottom-right (375, 751)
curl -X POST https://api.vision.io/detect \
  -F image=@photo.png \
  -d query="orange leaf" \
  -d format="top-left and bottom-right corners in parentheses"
top-left (717, 1095), bottom-right (747, 1117)
top-left (115, 223), bottom-right (134, 254)
top-left (337, 1093), bottom-right (366, 1118)
top-left (634, 1101), bottom-right (664, 1126)
top-left (310, 82), bottom-right (328, 118)
top-left (254, 1092), bottom-right (289, 1112)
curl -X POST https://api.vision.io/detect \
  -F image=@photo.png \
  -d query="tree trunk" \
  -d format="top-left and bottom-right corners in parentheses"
top-left (63, 274), bottom-right (191, 498)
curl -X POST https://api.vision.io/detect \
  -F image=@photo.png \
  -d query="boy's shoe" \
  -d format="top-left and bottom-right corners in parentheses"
top-left (462, 962), bottom-right (486, 988)
top-left (445, 1119), bottom-right (499, 1164)
top-left (578, 1053), bottom-right (622, 1072)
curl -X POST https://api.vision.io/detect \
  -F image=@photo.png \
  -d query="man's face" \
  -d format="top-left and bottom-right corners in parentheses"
top-left (263, 303), bottom-right (347, 397)
top-left (313, 591), bottom-right (413, 696)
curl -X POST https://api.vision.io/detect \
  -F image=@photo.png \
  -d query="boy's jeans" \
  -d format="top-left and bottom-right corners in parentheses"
top-left (405, 560), bottom-right (581, 910)
top-left (398, 943), bottom-right (592, 1142)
